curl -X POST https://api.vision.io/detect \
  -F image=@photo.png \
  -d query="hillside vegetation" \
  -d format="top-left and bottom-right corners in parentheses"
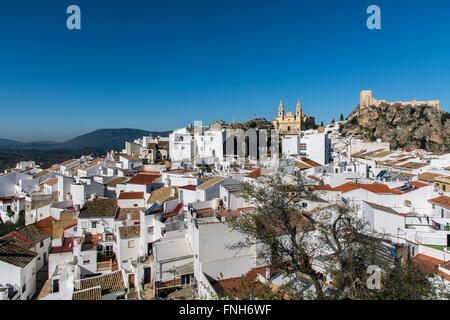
top-left (340, 103), bottom-right (450, 152)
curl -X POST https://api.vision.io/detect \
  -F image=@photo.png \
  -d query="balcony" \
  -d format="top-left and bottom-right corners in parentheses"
top-left (96, 253), bottom-right (118, 272)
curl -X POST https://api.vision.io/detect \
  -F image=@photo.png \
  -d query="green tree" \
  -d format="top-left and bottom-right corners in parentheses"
top-left (340, 113), bottom-right (344, 121)
top-left (374, 260), bottom-right (435, 300)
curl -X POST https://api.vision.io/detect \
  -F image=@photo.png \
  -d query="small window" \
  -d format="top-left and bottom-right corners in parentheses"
top-left (40, 241), bottom-right (44, 248)
top-left (133, 204), bottom-right (138, 207)
top-left (74, 227), bottom-right (77, 232)
top-left (91, 221), bottom-right (97, 228)
top-left (53, 279), bottom-right (59, 293)
top-left (128, 240), bottom-right (135, 248)
top-left (147, 227), bottom-right (153, 234)
top-left (22, 284), bottom-right (26, 293)
top-left (83, 257), bottom-right (90, 265)
top-left (181, 274), bottom-right (190, 286)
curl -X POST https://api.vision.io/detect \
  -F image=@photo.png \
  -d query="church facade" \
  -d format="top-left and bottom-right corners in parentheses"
top-left (272, 99), bottom-right (315, 133)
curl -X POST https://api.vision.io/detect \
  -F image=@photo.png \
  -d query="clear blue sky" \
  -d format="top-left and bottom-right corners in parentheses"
top-left (0, 0), bottom-right (449, 142)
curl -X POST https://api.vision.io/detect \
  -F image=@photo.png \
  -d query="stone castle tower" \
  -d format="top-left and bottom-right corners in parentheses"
top-left (359, 90), bottom-right (440, 111)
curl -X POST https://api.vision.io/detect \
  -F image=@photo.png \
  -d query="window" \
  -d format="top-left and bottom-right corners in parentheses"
top-left (74, 227), bottom-right (77, 232)
top-left (22, 284), bottom-right (26, 293)
top-left (91, 221), bottom-right (97, 228)
top-left (181, 274), bottom-right (190, 286)
top-left (53, 279), bottom-right (59, 293)
top-left (128, 240), bottom-right (135, 248)
top-left (40, 241), bottom-right (44, 248)
top-left (133, 204), bottom-right (138, 207)
top-left (147, 226), bottom-right (154, 234)
top-left (442, 209), bottom-right (445, 218)
top-left (432, 204), bottom-right (435, 209)
top-left (83, 256), bottom-right (90, 265)
top-left (105, 245), bottom-right (113, 257)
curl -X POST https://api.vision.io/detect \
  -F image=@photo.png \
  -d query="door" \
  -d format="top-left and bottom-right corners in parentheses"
top-left (43, 252), bottom-right (47, 265)
top-left (447, 234), bottom-right (450, 247)
top-left (144, 267), bottom-right (151, 284)
top-left (129, 274), bottom-right (135, 288)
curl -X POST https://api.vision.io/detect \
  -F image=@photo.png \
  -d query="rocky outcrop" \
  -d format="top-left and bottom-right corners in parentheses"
top-left (339, 103), bottom-right (450, 152)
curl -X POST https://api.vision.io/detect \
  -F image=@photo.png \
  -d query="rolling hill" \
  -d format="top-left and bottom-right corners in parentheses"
top-left (0, 128), bottom-right (172, 150)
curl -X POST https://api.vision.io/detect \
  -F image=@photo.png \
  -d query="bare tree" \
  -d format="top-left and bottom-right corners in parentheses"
top-left (226, 166), bottom-right (439, 300)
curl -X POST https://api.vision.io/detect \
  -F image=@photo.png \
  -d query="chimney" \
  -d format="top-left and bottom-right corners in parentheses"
top-left (170, 187), bottom-right (177, 197)
top-left (265, 267), bottom-right (270, 279)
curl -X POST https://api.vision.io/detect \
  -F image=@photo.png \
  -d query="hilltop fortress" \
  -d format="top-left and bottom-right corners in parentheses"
top-left (360, 90), bottom-right (440, 111)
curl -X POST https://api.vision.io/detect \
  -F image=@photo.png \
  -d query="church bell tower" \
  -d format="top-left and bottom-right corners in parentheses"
top-left (278, 99), bottom-right (284, 118)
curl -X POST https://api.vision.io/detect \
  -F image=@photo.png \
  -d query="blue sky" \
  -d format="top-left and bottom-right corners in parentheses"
top-left (0, 0), bottom-right (449, 142)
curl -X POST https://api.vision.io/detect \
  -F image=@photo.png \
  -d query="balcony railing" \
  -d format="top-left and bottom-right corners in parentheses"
top-left (97, 260), bottom-right (112, 271)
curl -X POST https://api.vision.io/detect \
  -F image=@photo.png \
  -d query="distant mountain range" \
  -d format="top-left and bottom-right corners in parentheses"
top-left (0, 128), bottom-right (172, 151)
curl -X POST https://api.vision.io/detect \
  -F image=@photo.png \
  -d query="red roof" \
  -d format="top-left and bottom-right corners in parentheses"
top-left (126, 174), bottom-right (161, 185)
top-left (118, 192), bottom-right (145, 200)
top-left (412, 254), bottom-right (444, 274)
top-left (50, 237), bottom-right (74, 254)
top-left (428, 195), bottom-right (450, 209)
top-left (332, 183), bottom-right (398, 194)
top-left (313, 184), bottom-right (333, 191)
top-left (162, 203), bottom-right (183, 220)
top-left (246, 168), bottom-right (261, 178)
top-left (140, 170), bottom-right (161, 175)
top-left (409, 181), bottom-right (429, 188)
top-left (34, 217), bottom-right (57, 237)
top-left (301, 157), bottom-right (322, 167)
top-left (179, 185), bottom-right (197, 191)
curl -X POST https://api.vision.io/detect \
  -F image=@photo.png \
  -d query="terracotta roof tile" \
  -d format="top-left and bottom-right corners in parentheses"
top-left (126, 174), bottom-right (161, 185)
top-left (301, 157), bottom-right (322, 167)
top-left (246, 168), bottom-right (261, 178)
top-left (34, 216), bottom-right (57, 237)
top-left (196, 176), bottom-right (227, 190)
top-left (147, 187), bottom-right (178, 204)
top-left (116, 207), bottom-right (145, 221)
top-left (179, 185), bottom-right (197, 191)
top-left (75, 271), bottom-right (126, 295)
top-left (72, 286), bottom-right (102, 300)
top-left (78, 198), bottom-right (118, 218)
top-left (119, 225), bottom-right (140, 239)
top-left (412, 254), bottom-right (443, 274)
top-left (428, 195), bottom-right (450, 209)
top-left (118, 192), bottom-right (144, 200)
top-left (0, 239), bottom-right (37, 267)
